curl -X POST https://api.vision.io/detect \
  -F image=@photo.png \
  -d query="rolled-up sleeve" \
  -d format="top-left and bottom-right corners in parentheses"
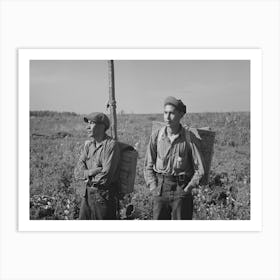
top-left (144, 131), bottom-right (158, 187)
top-left (188, 141), bottom-right (205, 187)
top-left (93, 141), bottom-right (120, 187)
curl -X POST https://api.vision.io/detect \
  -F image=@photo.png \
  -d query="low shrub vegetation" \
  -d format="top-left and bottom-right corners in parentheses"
top-left (30, 111), bottom-right (250, 220)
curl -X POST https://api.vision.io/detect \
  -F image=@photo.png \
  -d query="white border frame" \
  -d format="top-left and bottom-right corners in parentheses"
top-left (18, 48), bottom-right (262, 232)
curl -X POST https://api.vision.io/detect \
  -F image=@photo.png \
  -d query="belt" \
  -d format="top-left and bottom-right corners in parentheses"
top-left (157, 173), bottom-right (190, 184)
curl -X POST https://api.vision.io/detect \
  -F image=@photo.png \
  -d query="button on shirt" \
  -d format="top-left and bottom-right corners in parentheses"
top-left (74, 135), bottom-right (120, 188)
top-left (144, 125), bottom-right (204, 188)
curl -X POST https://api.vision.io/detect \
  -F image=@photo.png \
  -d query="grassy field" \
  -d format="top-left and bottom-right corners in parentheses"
top-left (30, 111), bottom-right (250, 220)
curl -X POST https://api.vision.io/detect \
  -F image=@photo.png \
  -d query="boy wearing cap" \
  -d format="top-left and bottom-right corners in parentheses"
top-left (74, 113), bottom-right (120, 220)
top-left (144, 97), bottom-right (204, 220)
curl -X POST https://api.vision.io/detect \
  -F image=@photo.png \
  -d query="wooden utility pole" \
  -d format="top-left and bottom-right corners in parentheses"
top-left (108, 60), bottom-right (118, 140)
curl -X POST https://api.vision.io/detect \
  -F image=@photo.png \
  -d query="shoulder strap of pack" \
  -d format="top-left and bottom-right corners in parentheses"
top-left (155, 126), bottom-right (166, 151)
top-left (184, 126), bottom-right (191, 144)
top-left (84, 140), bottom-right (92, 155)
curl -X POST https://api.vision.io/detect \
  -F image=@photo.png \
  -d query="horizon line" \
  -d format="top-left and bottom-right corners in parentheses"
top-left (29, 109), bottom-right (250, 115)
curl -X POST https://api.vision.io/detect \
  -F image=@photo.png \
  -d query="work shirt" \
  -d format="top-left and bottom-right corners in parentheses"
top-left (144, 125), bottom-right (204, 188)
top-left (74, 135), bottom-right (120, 188)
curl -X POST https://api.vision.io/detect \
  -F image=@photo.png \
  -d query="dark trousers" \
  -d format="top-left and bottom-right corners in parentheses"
top-left (153, 175), bottom-right (193, 220)
top-left (79, 186), bottom-right (117, 220)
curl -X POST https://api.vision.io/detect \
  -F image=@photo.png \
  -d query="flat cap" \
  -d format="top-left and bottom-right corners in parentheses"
top-left (84, 113), bottom-right (110, 130)
top-left (164, 96), bottom-right (186, 114)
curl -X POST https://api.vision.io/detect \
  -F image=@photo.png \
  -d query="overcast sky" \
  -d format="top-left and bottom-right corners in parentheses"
top-left (30, 60), bottom-right (250, 114)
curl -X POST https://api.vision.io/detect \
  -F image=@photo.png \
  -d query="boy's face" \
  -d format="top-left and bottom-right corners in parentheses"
top-left (86, 121), bottom-right (105, 138)
top-left (163, 104), bottom-right (183, 128)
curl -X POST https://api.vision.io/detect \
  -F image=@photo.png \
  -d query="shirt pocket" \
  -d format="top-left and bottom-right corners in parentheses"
top-left (172, 149), bottom-right (185, 173)
top-left (175, 156), bottom-right (184, 170)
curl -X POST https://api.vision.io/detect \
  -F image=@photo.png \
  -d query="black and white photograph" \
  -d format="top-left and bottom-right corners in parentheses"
top-left (29, 59), bottom-right (249, 221)
top-left (18, 49), bottom-right (261, 231)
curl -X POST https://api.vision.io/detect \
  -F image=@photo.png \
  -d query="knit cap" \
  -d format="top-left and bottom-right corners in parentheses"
top-left (164, 96), bottom-right (186, 114)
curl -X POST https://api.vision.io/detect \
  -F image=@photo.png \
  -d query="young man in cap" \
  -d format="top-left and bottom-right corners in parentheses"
top-left (144, 96), bottom-right (204, 220)
top-left (74, 113), bottom-right (120, 220)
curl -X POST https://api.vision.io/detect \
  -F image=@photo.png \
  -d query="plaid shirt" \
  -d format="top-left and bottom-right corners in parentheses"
top-left (74, 135), bottom-right (120, 188)
top-left (144, 125), bottom-right (204, 188)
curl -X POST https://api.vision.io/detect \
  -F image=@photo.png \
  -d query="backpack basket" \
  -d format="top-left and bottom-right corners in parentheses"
top-left (117, 142), bottom-right (138, 194)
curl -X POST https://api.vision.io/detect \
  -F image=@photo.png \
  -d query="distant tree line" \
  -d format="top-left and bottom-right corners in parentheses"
top-left (30, 111), bottom-right (78, 117)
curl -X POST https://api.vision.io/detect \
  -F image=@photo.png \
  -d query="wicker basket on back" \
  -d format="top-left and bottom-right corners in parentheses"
top-left (117, 142), bottom-right (138, 194)
top-left (152, 121), bottom-right (215, 185)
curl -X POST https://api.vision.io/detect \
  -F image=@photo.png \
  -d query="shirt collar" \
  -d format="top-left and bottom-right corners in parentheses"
top-left (161, 124), bottom-right (185, 140)
top-left (91, 134), bottom-right (110, 148)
